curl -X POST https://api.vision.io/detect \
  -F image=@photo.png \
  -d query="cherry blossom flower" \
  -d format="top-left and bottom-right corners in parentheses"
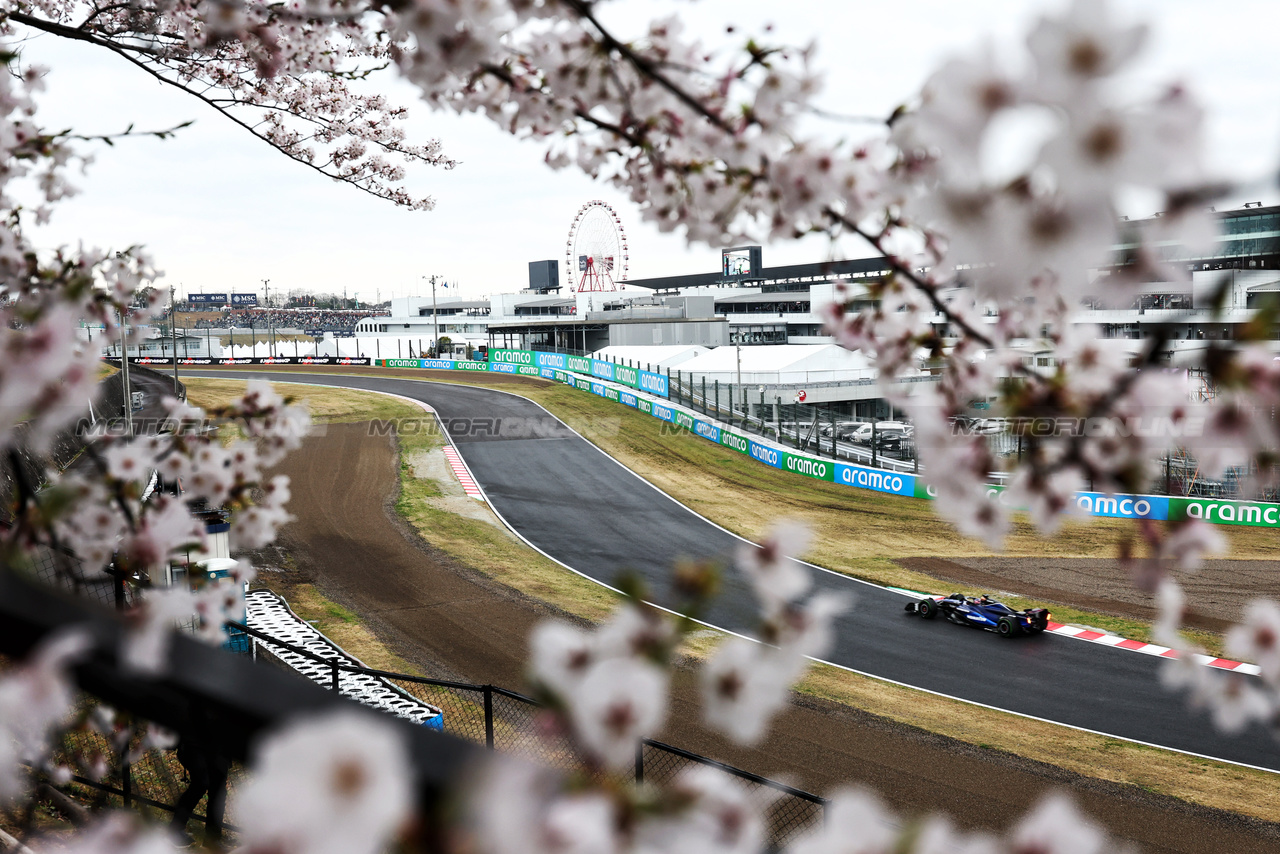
top-left (34, 812), bottom-right (179, 854)
top-left (890, 44), bottom-right (1025, 177)
top-left (120, 586), bottom-right (199, 676)
top-left (702, 591), bottom-right (849, 745)
top-left (468, 758), bottom-right (620, 854)
top-left (736, 521), bottom-right (814, 611)
top-left (701, 636), bottom-right (791, 745)
top-left (787, 788), bottom-right (898, 854)
top-left (236, 710), bottom-right (413, 854)
top-left (594, 602), bottom-right (677, 663)
top-left (1026, 0), bottom-right (1148, 103)
top-left (1009, 792), bottom-right (1111, 854)
top-left (569, 657), bottom-right (667, 770)
top-left (1204, 674), bottom-right (1274, 735)
top-left (529, 621), bottom-right (596, 698)
top-left (634, 766), bottom-right (765, 854)
top-left (1226, 599), bottom-right (1280, 685)
top-left (0, 629), bottom-right (91, 802)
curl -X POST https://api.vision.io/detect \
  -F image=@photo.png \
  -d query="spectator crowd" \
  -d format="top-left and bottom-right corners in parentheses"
top-left (182, 307), bottom-right (381, 333)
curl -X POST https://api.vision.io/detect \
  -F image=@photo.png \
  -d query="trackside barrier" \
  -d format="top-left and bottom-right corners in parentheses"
top-left (368, 356), bottom-right (1280, 529)
top-left (128, 356), bottom-right (372, 366)
top-left (234, 619), bottom-right (827, 849)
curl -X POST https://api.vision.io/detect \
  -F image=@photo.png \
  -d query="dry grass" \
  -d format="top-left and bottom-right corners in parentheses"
top-left (796, 663), bottom-right (1280, 821)
top-left (393, 423), bottom-right (618, 624)
top-left (184, 377), bottom-right (429, 424)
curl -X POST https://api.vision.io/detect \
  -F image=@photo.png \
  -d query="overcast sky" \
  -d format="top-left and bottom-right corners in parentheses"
top-left (15, 0), bottom-right (1280, 302)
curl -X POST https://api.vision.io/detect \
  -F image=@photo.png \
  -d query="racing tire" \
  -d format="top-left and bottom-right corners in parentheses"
top-left (997, 617), bottom-right (1020, 638)
top-left (917, 599), bottom-right (938, 620)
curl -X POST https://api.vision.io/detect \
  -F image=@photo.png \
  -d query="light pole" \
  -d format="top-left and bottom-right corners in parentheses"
top-left (423, 274), bottom-right (440, 358)
top-left (263, 279), bottom-right (275, 357)
top-left (118, 309), bottom-right (133, 436)
top-left (170, 284), bottom-right (180, 395)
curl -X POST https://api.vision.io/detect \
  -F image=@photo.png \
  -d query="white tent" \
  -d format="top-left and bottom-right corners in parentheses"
top-left (669, 344), bottom-right (898, 385)
top-left (589, 344), bottom-right (708, 369)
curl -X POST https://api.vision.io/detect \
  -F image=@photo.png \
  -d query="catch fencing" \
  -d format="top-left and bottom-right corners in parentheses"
top-left (234, 621), bottom-right (828, 849)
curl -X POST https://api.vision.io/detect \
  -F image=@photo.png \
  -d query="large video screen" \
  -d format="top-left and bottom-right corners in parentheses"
top-left (722, 246), bottom-right (761, 279)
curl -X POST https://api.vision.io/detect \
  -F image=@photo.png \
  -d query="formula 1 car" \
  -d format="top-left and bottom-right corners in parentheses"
top-left (903, 593), bottom-right (1051, 637)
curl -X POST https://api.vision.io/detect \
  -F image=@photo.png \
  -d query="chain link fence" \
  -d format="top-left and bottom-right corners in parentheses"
top-left (50, 703), bottom-right (237, 838)
top-left (236, 622), bottom-right (827, 849)
top-left (637, 739), bottom-right (826, 849)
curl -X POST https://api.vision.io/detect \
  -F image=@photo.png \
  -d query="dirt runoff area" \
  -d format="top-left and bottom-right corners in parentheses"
top-left (261, 422), bottom-right (1280, 854)
top-left (897, 557), bottom-right (1280, 633)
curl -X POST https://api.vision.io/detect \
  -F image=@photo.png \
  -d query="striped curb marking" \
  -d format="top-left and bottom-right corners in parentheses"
top-left (886, 588), bottom-right (1261, 676)
top-left (442, 445), bottom-right (485, 500)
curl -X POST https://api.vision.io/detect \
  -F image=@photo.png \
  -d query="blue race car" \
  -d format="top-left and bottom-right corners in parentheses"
top-left (904, 593), bottom-right (1050, 637)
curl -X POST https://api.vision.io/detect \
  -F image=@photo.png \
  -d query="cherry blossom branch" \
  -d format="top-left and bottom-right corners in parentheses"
top-left (558, 0), bottom-right (739, 134)
top-left (9, 6), bottom-right (450, 210)
top-left (62, 120), bottom-right (194, 145)
top-left (838, 212), bottom-right (997, 349)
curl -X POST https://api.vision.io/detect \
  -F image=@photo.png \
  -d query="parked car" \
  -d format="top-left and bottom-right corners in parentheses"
top-left (874, 430), bottom-right (912, 454)
top-left (848, 421), bottom-right (912, 446)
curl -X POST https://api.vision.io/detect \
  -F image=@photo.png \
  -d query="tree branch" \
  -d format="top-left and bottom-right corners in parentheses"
top-left (8, 10), bottom-right (439, 208)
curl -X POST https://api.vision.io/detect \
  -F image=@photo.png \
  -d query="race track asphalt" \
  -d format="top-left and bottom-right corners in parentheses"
top-left (193, 370), bottom-right (1280, 773)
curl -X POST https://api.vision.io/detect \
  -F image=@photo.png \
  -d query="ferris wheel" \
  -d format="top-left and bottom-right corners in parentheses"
top-left (565, 201), bottom-right (629, 292)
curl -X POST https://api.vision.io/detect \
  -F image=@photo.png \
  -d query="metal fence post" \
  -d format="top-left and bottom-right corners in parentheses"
top-left (701, 376), bottom-right (707, 415)
top-left (330, 660), bottom-right (339, 692)
top-left (484, 686), bottom-right (495, 750)
top-left (121, 757), bottom-right (132, 807)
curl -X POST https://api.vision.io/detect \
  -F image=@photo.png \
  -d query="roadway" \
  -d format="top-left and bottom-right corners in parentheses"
top-left (192, 370), bottom-right (1280, 773)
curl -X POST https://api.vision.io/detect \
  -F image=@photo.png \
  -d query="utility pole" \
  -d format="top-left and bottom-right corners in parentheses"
top-left (263, 279), bottom-right (275, 357)
top-left (118, 309), bottom-right (133, 436)
top-left (423, 274), bottom-right (439, 357)
top-left (170, 284), bottom-right (180, 395)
